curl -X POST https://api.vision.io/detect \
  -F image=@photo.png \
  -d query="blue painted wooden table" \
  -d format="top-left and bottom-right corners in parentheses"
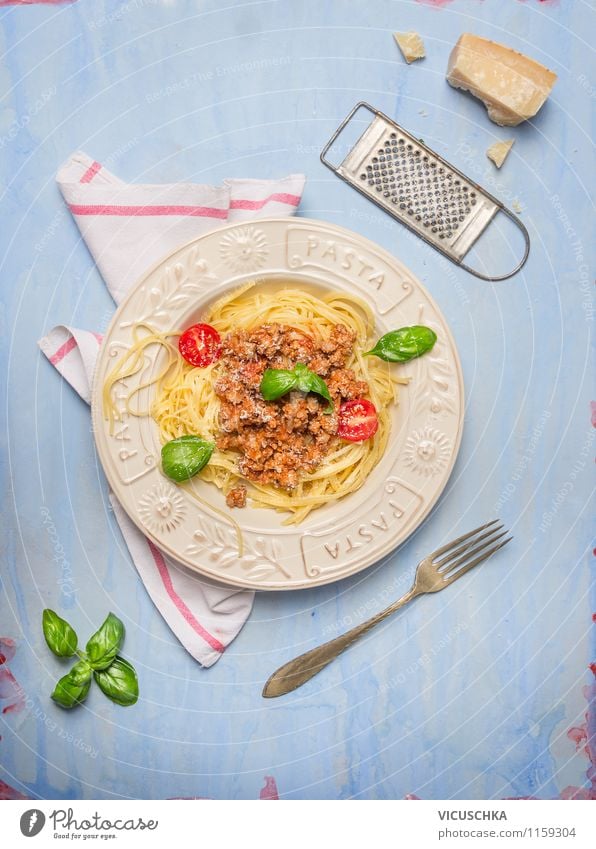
top-left (1, 0), bottom-right (594, 800)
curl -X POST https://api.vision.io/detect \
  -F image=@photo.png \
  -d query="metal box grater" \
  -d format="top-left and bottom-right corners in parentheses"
top-left (321, 102), bottom-right (530, 281)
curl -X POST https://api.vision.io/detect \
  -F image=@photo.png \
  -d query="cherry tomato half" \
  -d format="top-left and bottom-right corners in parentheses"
top-left (178, 324), bottom-right (221, 367)
top-left (337, 398), bottom-right (379, 442)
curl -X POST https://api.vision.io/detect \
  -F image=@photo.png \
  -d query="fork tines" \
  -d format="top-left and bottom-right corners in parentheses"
top-left (432, 520), bottom-right (512, 581)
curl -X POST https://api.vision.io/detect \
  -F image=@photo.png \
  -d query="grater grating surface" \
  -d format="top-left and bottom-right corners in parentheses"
top-left (321, 103), bottom-right (530, 281)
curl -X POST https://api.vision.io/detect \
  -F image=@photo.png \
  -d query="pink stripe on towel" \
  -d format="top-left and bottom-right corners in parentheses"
top-left (80, 160), bottom-right (102, 183)
top-left (49, 335), bottom-right (77, 365)
top-left (147, 541), bottom-right (226, 654)
top-left (230, 192), bottom-right (301, 211)
top-left (69, 203), bottom-right (229, 218)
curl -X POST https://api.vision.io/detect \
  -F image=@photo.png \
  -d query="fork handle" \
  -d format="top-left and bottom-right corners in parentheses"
top-left (262, 587), bottom-right (420, 697)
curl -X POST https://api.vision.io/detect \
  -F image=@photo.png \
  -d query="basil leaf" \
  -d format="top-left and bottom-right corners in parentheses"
top-left (51, 671), bottom-right (91, 709)
top-left (261, 364), bottom-right (333, 412)
top-left (85, 612), bottom-right (125, 670)
top-left (294, 364), bottom-right (334, 413)
top-left (260, 368), bottom-right (298, 401)
top-left (94, 656), bottom-right (139, 706)
top-left (365, 325), bottom-right (437, 362)
top-left (161, 435), bottom-right (214, 482)
top-left (42, 609), bottom-right (78, 657)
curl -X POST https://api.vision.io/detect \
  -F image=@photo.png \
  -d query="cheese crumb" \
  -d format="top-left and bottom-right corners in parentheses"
top-left (394, 32), bottom-right (426, 64)
top-left (447, 33), bottom-right (557, 126)
top-left (486, 138), bottom-right (515, 168)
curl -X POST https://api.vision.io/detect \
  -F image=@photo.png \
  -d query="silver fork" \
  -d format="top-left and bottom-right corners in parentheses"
top-left (263, 520), bottom-right (511, 698)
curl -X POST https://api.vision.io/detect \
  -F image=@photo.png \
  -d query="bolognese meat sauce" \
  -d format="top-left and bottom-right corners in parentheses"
top-left (214, 323), bottom-right (369, 493)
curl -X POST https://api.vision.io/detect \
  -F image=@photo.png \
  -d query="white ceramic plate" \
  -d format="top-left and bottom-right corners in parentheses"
top-left (92, 218), bottom-right (464, 590)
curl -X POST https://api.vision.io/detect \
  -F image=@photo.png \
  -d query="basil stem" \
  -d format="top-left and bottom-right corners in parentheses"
top-left (94, 656), bottom-right (139, 707)
top-left (365, 325), bottom-right (437, 362)
top-left (260, 363), bottom-right (334, 412)
top-left (42, 609), bottom-right (78, 657)
top-left (51, 670), bottom-right (91, 709)
top-left (161, 435), bottom-right (214, 482)
top-left (85, 612), bottom-right (125, 671)
top-left (68, 659), bottom-right (93, 686)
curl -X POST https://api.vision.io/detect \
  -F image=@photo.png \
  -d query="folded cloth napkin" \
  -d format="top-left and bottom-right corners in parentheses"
top-left (38, 152), bottom-right (306, 666)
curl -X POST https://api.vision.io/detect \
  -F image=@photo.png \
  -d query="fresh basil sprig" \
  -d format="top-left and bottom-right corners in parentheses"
top-left (43, 609), bottom-right (78, 657)
top-left (42, 609), bottom-right (138, 710)
top-left (260, 362), bottom-right (334, 413)
top-left (161, 435), bottom-right (214, 482)
top-left (365, 325), bottom-right (437, 362)
top-left (94, 657), bottom-right (139, 706)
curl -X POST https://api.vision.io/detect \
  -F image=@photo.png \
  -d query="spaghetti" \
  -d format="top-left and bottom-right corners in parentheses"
top-left (103, 284), bottom-right (406, 524)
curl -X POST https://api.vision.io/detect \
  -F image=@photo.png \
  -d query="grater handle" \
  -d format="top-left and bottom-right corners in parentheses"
top-left (458, 207), bottom-right (531, 281)
top-left (320, 101), bottom-right (377, 171)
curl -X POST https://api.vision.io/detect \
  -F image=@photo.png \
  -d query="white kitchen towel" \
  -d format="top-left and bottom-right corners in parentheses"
top-left (38, 151), bottom-right (306, 666)
top-left (57, 151), bottom-right (305, 303)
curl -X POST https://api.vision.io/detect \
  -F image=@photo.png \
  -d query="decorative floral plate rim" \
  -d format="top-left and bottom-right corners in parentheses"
top-left (91, 217), bottom-right (464, 590)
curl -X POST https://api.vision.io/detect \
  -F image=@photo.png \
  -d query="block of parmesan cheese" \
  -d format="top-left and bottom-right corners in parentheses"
top-left (394, 32), bottom-right (426, 64)
top-left (447, 33), bottom-right (557, 126)
top-left (486, 138), bottom-right (515, 168)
